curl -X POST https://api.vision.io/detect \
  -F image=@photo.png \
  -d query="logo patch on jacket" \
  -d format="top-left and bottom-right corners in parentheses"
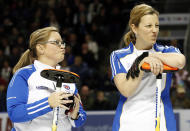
top-left (61, 84), bottom-right (75, 94)
top-left (63, 85), bottom-right (70, 90)
top-left (36, 86), bottom-right (49, 90)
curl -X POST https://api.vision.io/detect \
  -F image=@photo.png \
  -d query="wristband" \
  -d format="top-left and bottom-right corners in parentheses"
top-left (71, 112), bottom-right (79, 120)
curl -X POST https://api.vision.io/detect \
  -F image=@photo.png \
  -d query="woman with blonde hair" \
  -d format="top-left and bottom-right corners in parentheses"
top-left (7, 27), bottom-right (86, 131)
top-left (110, 4), bottom-right (185, 131)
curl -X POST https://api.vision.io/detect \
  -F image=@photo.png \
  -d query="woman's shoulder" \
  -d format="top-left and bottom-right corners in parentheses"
top-left (9, 64), bottom-right (36, 86)
top-left (14, 64), bottom-right (36, 77)
top-left (110, 45), bottom-right (134, 58)
top-left (154, 43), bottom-right (181, 53)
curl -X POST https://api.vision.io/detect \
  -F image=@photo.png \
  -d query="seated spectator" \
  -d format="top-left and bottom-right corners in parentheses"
top-left (16, 35), bottom-right (26, 53)
top-left (68, 33), bottom-right (81, 55)
top-left (9, 47), bottom-right (20, 67)
top-left (92, 90), bottom-right (112, 110)
top-left (60, 59), bottom-right (70, 71)
top-left (70, 56), bottom-right (92, 82)
top-left (84, 34), bottom-right (99, 60)
top-left (88, 0), bottom-right (103, 22)
top-left (81, 42), bottom-right (95, 68)
top-left (1, 60), bottom-right (12, 82)
top-left (0, 49), bottom-right (5, 69)
top-left (65, 45), bottom-right (75, 66)
top-left (170, 39), bottom-right (183, 53)
top-left (100, 66), bottom-right (116, 91)
top-left (175, 69), bottom-right (189, 94)
top-left (171, 87), bottom-right (190, 109)
top-left (1, 38), bottom-right (11, 56)
top-left (80, 85), bottom-right (94, 110)
top-left (0, 77), bottom-right (7, 112)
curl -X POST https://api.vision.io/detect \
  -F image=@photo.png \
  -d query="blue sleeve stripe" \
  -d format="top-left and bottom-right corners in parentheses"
top-left (110, 52), bottom-right (116, 77)
top-left (7, 96), bottom-right (52, 122)
top-left (175, 48), bottom-right (181, 53)
top-left (27, 100), bottom-right (49, 110)
top-left (28, 105), bottom-right (50, 115)
top-left (110, 51), bottom-right (127, 80)
top-left (7, 97), bottom-right (17, 100)
top-left (26, 97), bottom-right (52, 116)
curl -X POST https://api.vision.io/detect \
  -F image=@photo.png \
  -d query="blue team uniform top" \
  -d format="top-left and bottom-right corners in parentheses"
top-left (110, 42), bottom-right (181, 131)
top-left (7, 60), bottom-right (86, 131)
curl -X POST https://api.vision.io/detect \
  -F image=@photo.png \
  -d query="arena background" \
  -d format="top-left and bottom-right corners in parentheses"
top-left (0, 0), bottom-right (190, 131)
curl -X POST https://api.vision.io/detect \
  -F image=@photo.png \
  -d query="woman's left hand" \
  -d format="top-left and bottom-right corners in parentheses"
top-left (69, 93), bottom-right (81, 120)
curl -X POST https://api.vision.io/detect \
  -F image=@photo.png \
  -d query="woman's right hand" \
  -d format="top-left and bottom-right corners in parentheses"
top-left (48, 92), bottom-right (73, 110)
top-left (141, 56), bottom-right (163, 76)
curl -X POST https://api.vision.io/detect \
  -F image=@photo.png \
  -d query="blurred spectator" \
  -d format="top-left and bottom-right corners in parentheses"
top-left (0, 49), bottom-right (6, 69)
top-left (68, 33), bottom-right (81, 55)
top-left (170, 39), bottom-right (177, 47)
top-left (75, 14), bottom-right (89, 41)
top-left (89, 23), bottom-right (103, 44)
top-left (0, 77), bottom-right (7, 112)
top-left (1, 60), bottom-right (12, 82)
top-left (70, 56), bottom-right (91, 82)
top-left (92, 6), bottom-right (108, 32)
top-left (3, 18), bottom-right (13, 34)
top-left (100, 66), bottom-right (116, 91)
top-left (84, 34), bottom-right (99, 60)
top-left (80, 85), bottom-right (94, 110)
top-left (170, 39), bottom-right (184, 53)
top-left (62, 7), bottom-right (74, 28)
top-left (88, 0), bottom-right (103, 22)
top-left (16, 35), bottom-right (26, 53)
top-left (60, 27), bottom-right (70, 41)
top-left (29, 8), bottom-right (43, 31)
top-left (73, 3), bottom-right (88, 25)
top-left (108, 6), bottom-right (123, 42)
top-left (92, 91), bottom-right (112, 110)
top-left (0, 26), bottom-right (4, 36)
top-left (103, 0), bottom-right (114, 15)
top-left (175, 69), bottom-right (189, 92)
top-left (9, 27), bottom-right (19, 44)
top-left (45, 9), bottom-right (60, 29)
top-left (33, 8), bottom-right (43, 24)
top-left (60, 59), bottom-right (70, 71)
top-left (171, 69), bottom-right (190, 108)
top-left (1, 38), bottom-right (11, 56)
top-left (65, 45), bottom-right (75, 66)
top-left (171, 87), bottom-right (190, 109)
top-left (81, 42), bottom-right (95, 67)
top-left (9, 47), bottom-right (20, 67)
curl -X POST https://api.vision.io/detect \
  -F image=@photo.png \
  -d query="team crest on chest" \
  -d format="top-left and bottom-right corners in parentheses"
top-left (61, 84), bottom-right (75, 94)
top-left (63, 85), bottom-right (70, 90)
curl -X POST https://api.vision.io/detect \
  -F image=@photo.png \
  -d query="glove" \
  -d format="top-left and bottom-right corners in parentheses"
top-left (68, 94), bottom-right (81, 120)
top-left (63, 94), bottom-right (75, 115)
top-left (126, 52), bottom-right (149, 79)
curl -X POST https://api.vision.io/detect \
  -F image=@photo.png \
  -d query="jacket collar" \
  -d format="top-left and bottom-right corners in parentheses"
top-left (34, 60), bottom-right (61, 71)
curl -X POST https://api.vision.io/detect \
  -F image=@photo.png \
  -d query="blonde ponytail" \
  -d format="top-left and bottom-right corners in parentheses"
top-left (13, 49), bottom-right (33, 74)
top-left (123, 31), bottom-right (136, 46)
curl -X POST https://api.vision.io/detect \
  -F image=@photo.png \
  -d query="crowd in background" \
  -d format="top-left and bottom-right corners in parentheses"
top-left (0, 0), bottom-right (190, 112)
